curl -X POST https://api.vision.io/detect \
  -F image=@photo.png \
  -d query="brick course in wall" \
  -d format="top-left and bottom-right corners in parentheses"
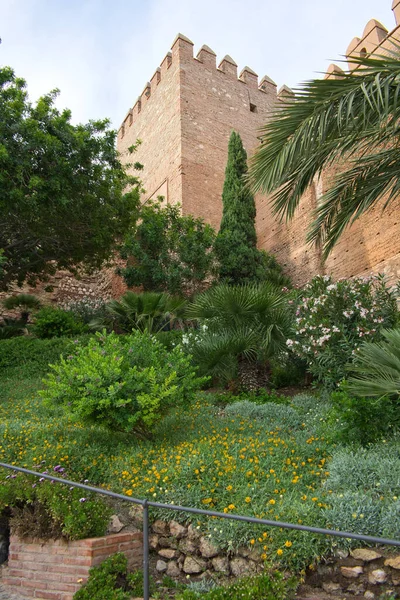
top-left (2, 532), bottom-right (143, 600)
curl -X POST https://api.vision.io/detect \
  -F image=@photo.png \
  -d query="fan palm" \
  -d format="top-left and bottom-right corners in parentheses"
top-left (250, 49), bottom-right (400, 256)
top-left (3, 293), bottom-right (41, 323)
top-left (91, 291), bottom-right (186, 334)
top-left (186, 283), bottom-right (292, 387)
top-left (347, 328), bottom-right (400, 399)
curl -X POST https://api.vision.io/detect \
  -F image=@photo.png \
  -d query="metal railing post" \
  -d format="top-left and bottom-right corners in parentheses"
top-left (142, 499), bottom-right (150, 600)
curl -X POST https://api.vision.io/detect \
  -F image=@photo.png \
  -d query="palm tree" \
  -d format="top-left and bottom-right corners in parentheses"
top-left (347, 328), bottom-right (400, 399)
top-left (3, 293), bottom-right (41, 323)
top-left (90, 291), bottom-right (186, 334)
top-left (250, 49), bottom-right (400, 257)
top-left (186, 283), bottom-right (292, 389)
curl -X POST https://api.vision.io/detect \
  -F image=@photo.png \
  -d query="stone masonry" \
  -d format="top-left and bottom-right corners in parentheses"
top-left (118, 1), bottom-right (400, 286)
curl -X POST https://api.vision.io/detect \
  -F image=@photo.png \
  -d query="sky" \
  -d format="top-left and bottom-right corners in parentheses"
top-left (0, 0), bottom-right (395, 129)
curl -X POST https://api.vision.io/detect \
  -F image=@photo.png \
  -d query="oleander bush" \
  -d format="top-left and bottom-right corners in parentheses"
top-left (287, 274), bottom-right (398, 389)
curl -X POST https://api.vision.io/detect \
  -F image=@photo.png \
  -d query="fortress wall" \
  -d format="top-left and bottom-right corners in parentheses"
top-left (117, 41), bottom-right (183, 206)
top-left (177, 37), bottom-right (277, 230)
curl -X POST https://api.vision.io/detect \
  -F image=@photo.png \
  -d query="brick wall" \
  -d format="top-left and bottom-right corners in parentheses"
top-left (116, 6), bottom-right (400, 288)
top-left (2, 532), bottom-right (143, 600)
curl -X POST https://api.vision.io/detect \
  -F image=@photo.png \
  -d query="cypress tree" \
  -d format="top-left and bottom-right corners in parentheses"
top-left (215, 130), bottom-right (261, 284)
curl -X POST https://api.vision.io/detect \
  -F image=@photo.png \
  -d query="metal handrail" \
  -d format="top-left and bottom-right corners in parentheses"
top-left (1, 462), bottom-right (399, 600)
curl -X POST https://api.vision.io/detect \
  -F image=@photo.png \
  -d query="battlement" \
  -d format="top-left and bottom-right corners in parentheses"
top-left (326, 4), bottom-right (399, 77)
top-left (119, 33), bottom-right (279, 136)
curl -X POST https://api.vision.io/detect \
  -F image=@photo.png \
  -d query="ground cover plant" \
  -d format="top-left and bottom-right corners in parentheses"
top-left (0, 333), bottom-right (399, 575)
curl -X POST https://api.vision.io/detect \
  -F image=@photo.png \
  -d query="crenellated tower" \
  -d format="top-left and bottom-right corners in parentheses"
top-left (117, 33), bottom-right (291, 231)
top-left (118, 1), bottom-right (400, 286)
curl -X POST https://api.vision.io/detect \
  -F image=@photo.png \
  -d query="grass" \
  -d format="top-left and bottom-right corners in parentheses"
top-left (0, 366), bottom-right (399, 571)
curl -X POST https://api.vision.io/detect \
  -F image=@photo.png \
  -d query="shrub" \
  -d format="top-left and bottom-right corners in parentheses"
top-left (224, 401), bottom-right (303, 431)
top-left (61, 297), bottom-right (109, 326)
top-left (40, 330), bottom-right (208, 439)
top-left (323, 443), bottom-right (400, 545)
top-left (3, 293), bottom-right (41, 323)
top-left (176, 572), bottom-right (297, 600)
top-left (327, 389), bottom-right (399, 445)
top-left (74, 553), bottom-right (145, 600)
top-left (287, 274), bottom-right (398, 388)
top-left (0, 335), bottom-right (92, 376)
top-left (33, 306), bottom-right (87, 338)
top-left (0, 468), bottom-right (111, 541)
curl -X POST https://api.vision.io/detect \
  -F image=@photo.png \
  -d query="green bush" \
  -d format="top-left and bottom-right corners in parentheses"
top-left (32, 306), bottom-right (87, 338)
top-left (40, 330), bottom-right (208, 439)
top-left (288, 274), bottom-right (398, 389)
top-left (327, 389), bottom-right (399, 445)
top-left (0, 468), bottom-right (111, 541)
top-left (176, 572), bottom-right (297, 600)
top-left (74, 553), bottom-right (135, 600)
top-left (0, 335), bottom-right (92, 375)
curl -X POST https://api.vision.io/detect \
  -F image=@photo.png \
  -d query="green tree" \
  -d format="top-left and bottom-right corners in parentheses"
top-left (119, 201), bottom-right (216, 296)
top-left (0, 66), bottom-right (141, 290)
top-left (215, 131), bottom-right (265, 285)
top-left (250, 50), bottom-right (400, 256)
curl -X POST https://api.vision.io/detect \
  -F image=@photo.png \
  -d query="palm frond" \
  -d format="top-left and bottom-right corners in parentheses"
top-left (249, 49), bottom-right (400, 252)
top-left (347, 329), bottom-right (400, 398)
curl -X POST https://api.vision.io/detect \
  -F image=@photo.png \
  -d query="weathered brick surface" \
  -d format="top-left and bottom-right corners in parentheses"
top-left (2, 532), bottom-right (143, 600)
top-left (117, 8), bottom-right (400, 287)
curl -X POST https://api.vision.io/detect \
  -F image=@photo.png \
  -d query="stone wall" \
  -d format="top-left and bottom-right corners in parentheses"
top-left (2, 532), bottom-right (143, 600)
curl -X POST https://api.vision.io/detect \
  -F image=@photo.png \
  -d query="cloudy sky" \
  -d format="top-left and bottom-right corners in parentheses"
top-left (0, 0), bottom-right (395, 128)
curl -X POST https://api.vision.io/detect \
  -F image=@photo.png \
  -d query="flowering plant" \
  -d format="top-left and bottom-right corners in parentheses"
top-left (286, 275), bottom-right (398, 388)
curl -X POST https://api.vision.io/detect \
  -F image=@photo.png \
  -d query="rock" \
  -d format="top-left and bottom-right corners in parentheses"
top-left (347, 582), bottom-right (365, 594)
top-left (183, 556), bottom-right (207, 574)
top-left (149, 533), bottom-right (159, 549)
top-left (107, 514), bottom-right (124, 533)
top-left (322, 581), bottom-right (342, 594)
top-left (368, 569), bottom-right (387, 584)
top-left (179, 538), bottom-right (198, 554)
top-left (230, 557), bottom-right (254, 577)
top-left (156, 560), bottom-right (168, 573)
top-left (159, 536), bottom-right (175, 548)
top-left (152, 520), bottom-right (169, 535)
top-left (364, 592), bottom-right (375, 599)
top-left (351, 549), bottom-right (382, 562)
top-left (391, 572), bottom-right (400, 585)
top-left (199, 537), bottom-right (219, 558)
top-left (237, 546), bottom-right (251, 558)
top-left (248, 548), bottom-right (263, 563)
top-left (170, 521), bottom-right (187, 539)
top-left (334, 548), bottom-right (349, 559)
top-left (385, 556), bottom-right (400, 570)
top-left (158, 548), bottom-right (179, 560)
top-left (199, 569), bottom-right (214, 580)
top-left (341, 565), bottom-right (363, 578)
top-left (211, 556), bottom-right (230, 574)
top-left (166, 561), bottom-right (181, 577)
top-left (128, 505), bottom-right (144, 524)
top-left (187, 524), bottom-right (202, 541)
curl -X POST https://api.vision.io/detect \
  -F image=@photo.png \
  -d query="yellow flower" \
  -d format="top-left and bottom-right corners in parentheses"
top-left (277, 548), bottom-right (283, 556)
top-left (284, 540), bottom-right (293, 548)
top-left (269, 499), bottom-right (276, 505)
top-left (228, 504), bottom-right (235, 510)
top-left (202, 498), bottom-right (213, 504)
top-left (250, 539), bottom-right (255, 545)
top-left (226, 485), bottom-right (233, 491)
top-left (125, 489), bottom-right (133, 496)
top-left (245, 496), bottom-right (251, 503)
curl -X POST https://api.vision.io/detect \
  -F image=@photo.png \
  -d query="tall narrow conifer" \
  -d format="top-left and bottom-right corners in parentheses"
top-left (215, 131), bottom-right (261, 284)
